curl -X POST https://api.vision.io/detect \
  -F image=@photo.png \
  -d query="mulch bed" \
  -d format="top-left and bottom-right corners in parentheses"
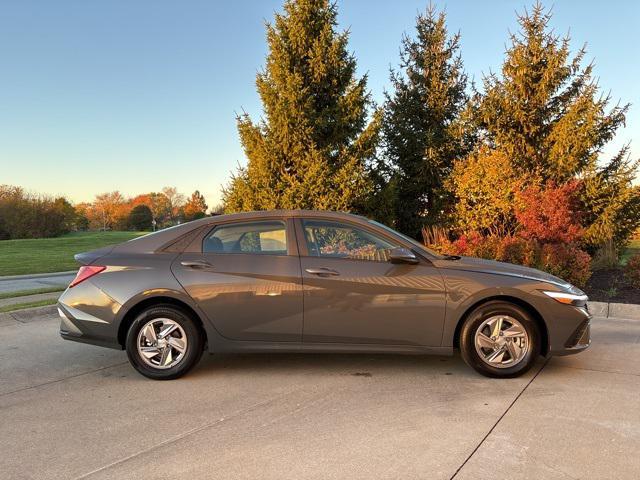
top-left (584, 268), bottom-right (640, 304)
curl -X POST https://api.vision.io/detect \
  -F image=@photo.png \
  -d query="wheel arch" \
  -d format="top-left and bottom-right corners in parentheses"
top-left (452, 295), bottom-right (549, 355)
top-left (117, 295), bottom-right (208, 349)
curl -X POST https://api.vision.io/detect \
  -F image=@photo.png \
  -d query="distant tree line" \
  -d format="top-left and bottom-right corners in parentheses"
top-left (222, 0), bottom-right (640, 285)
top-left (75, 187), bottom-right (214, 232)
top-left (0, 185), bottom-right (77, 240)
top-left (75, 187), bottom-right (213, 232)
top-left (0, 185), bottom-right (214, 239)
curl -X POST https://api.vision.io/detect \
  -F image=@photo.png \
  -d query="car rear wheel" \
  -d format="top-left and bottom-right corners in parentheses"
top-left (460, 301), bottom-right (540, 378)
top-left (125, 305), bottom-right (204, 380)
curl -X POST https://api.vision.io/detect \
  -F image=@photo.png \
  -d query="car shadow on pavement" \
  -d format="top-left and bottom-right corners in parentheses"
top-left (180, 350), bottom-right (489, 382)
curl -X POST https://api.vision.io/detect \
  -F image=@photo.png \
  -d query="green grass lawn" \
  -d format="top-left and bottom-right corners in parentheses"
top-left (0, 298), bottom-right (58, 313)
top-left (0, 286), bottom-right (64, 300)
top-left (621, 239), bottom-right (640, 265)
top-left (0, 231), bottom-right (147, 276)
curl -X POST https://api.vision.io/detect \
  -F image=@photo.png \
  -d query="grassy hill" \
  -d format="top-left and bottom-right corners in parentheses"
top-left (0, 231), bottom-right (147, 276)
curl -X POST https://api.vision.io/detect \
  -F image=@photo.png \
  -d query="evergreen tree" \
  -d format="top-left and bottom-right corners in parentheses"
top-left (468, 3), bottom-right (639, 250)
top-left (477, 4), bottom-right (628, 181)
top-left (127, 205), bottom-right (153, 231)
top-left (382, 6), bottom-right (470, 238)
top-left (223, 0), bottom-right (379, 213)
top-left (183, 190), bottom-right (208, 221)
top-left (581, 146), bottom-right (640, 252)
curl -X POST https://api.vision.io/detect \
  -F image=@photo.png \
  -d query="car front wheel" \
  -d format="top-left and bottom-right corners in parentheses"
top-left (125, 305), bottom-right (204, 380)
top-left (460, 301), bottom-right (540, 378)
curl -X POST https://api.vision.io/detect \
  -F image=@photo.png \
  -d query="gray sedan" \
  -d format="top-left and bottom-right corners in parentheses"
top-left (58, 210), bottom-right (591, 380)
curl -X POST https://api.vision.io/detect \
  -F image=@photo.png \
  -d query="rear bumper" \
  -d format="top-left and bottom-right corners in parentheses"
top-left (58, 304), bottom-right (123, 350)
top-left (57, 280), bottom-right (123, 350)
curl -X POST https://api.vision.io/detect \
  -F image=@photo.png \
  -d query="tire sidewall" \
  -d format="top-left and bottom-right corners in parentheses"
top-left (460, 301), bottom-right (540, 378)
top-left (126, 305), bottom-right (203, 380)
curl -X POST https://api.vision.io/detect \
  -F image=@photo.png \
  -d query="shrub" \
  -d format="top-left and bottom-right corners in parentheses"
top-left (539, 243), bottom-right (591, 288)
top-left (515, 180), bottom-right (584, 244)
top-left (625, 255), bottom-right (640, 288)
top-left (495, 236), bottom-right (539, 267)
top-left (0, 185), bottom-right (78, 239)
top-left (435, 231), bottom-right (497, 258)
top-left (428, 231), bottom-right (591, 287)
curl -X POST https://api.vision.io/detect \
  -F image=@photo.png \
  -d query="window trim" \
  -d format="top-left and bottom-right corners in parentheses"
top-left (200, 218), bottom-right (296, 257)
top-left (295, 217), bottom-right (409, 264)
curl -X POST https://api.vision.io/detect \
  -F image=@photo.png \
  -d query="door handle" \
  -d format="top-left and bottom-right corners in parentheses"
top-left (181, 260), bottom-right (213, 269)
top-left (305, 267), bottom-right (340, 276)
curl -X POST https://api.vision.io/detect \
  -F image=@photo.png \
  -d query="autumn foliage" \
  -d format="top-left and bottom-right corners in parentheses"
top-left (430, 179), bottom-right (592, 286)
top-left (514, 180), bottom-right (583, 244)
top-left (0, 185), bottom-right (210, 238)
top-left (0, 185), bottom-right (78, 240)
top-left (434, 232), bottom-right (591, 287)
top-left (448, 148), bottom-right (520, 236)
top-left (77, 187), bottom-right (208, 231)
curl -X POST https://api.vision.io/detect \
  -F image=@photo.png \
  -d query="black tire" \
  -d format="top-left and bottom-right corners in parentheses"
top-left (125, 305), bottom-right (204, 380)
top-left (459, 301), bottom-right (540, 378)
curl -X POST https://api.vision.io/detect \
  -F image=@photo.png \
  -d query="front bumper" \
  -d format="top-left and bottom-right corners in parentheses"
top-left (548, 306), bottom-right (592, 356)
top-left (556, 318), bottom-right (591, 355)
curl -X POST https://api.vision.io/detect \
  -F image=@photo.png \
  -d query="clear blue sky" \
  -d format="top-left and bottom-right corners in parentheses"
top-left (1, 0), bottom-right (638, 208)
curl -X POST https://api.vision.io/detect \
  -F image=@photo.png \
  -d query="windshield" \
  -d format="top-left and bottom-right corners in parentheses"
top-left (367, 220), bottom-right (444, 259)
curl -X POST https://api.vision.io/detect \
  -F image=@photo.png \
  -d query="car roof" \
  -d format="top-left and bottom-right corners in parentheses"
top-left (109, 210), bottom-right (372, 254)
top-left (198, 209), bottom-right (368, 223)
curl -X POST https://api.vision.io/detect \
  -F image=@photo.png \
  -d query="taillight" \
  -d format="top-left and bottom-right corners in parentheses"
top-left (69, 265), bottom-right (106, 288)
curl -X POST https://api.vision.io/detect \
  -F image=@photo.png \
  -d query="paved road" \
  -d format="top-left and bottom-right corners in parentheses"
top-left (0, 271), bottom-right (75, 294)
top-left (1, 312), bottom-right (638, 479)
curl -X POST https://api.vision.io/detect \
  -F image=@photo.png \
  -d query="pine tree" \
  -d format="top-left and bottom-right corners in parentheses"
top-left (477, 4), bottom-right (628, 181)
top-left (382, 6), bottom-right (470, 238)
top-left (223, 0), bottom-right (379, 213)
top-left (582, 147), bottom-right (640, 252)
top-left (469, 3), bottom-right (639, 249)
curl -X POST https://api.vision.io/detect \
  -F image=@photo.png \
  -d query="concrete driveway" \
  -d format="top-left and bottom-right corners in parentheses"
top-left (1, 311), bottom-right (638, 480)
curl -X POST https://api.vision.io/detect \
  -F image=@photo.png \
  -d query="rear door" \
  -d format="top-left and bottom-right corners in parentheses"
top-left (172, 218), bottom-right (304, 342)
top-left (296, 218), bottom-right (446, 346)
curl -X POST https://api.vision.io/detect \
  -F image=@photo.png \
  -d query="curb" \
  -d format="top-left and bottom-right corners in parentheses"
top-left (588, 301), bottom-right (640, 320)
top-left (0, 271), bottom-right (76, 282)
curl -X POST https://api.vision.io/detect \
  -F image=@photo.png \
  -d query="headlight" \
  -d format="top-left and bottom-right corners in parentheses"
top-left (542, 291), bottom-right (588, 306)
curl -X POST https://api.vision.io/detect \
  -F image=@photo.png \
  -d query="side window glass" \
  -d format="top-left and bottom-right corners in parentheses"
top-left (204, 221), bottom-right (287, 255)
top-left (302, 220), bottom-right (398, 262)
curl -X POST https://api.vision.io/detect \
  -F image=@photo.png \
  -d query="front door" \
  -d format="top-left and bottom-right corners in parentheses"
top-left (297, 218), bottom-right (446, 346)
top-left (173, 219), bottom-right (303, 342)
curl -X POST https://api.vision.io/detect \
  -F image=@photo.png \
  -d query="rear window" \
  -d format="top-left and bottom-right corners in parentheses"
top-left (203, 221), bottom-right (287, 255)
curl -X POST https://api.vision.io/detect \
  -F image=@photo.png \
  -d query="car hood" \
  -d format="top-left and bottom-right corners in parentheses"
top-left (432, 256), bottom-right (580, 292)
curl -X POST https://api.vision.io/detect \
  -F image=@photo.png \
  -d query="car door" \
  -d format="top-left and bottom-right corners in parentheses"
top-left (172, 218), bottom-right (304, 342)
top-left (296, 218), bottom-right (446, 346)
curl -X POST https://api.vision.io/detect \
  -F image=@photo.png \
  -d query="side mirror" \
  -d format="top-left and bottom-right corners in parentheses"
top-left (389, 247), bottom-right (419, 265)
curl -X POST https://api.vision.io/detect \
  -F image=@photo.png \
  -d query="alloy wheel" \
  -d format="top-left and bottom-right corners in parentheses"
top-left (136, 318), bottom-right (188, 369)
top-left (474, 315), bottom-right (529, 369)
